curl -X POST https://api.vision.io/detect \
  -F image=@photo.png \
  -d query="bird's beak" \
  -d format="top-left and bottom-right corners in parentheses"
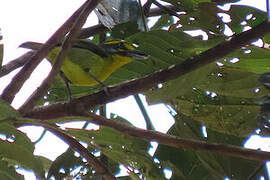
top-left (126, 50), bottom-right (149, 59)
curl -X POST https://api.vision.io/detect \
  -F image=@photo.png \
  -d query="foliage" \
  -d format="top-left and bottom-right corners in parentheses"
top-left (1, 0), bottom-right (270, 179)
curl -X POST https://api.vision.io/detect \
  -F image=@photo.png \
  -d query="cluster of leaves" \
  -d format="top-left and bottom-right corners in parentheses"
top-left (1, 0), bottom-right (270, 179)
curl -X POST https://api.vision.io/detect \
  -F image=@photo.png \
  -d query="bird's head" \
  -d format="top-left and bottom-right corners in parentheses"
top-left (101, 40), bottom-right (149, 60)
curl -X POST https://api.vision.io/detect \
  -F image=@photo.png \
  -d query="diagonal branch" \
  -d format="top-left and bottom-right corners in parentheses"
top-left (0, 51), bottom-right (35, 78)
top-left (84, 112), bottom-right (270, 162)
top-left (0, 0), bottom-right (93, 104)
top-left (43, 124), bottom-right (116, 180)
top-left (30, 112), bottom-right (270, 162)
top-left (19, 0), bottom-right (102, 114)
top-left (143, 0), bottom-right (156, 16)
top-left (25, 20), bottom-right (270, 120)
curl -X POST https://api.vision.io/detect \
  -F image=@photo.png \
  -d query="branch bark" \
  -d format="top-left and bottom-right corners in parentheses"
top-left (0, 51), bottom-right (34, 78)
top-left (44, 124), bottom-right (116, 180)
top-left (25, 20), bottom-right (270, 120)
top-left (31, 112), bottom-right (270, 162)
top-left (84, 112), bottom-right (270, 162)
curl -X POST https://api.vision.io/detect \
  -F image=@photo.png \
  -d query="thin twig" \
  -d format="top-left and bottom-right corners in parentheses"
top-left (247, 163), bottom-right (266, 180)
top-left (19, 0), bottom-right (102, 114)
top-left (33, 129), bottom-right (47, 145)
top-left (0, 51), bottom-right (34, 78)
top-left (0, 0), bottom-right (91, 104)
top-left (43, 124), bottom-right (117, 180)
top-left (153, 1), bottom-right (180, 18)
top-left (138, 0), bottom-right (148, 31)
top-left (143, 0), bottom-right (155, 16)
top-left (133, 94), bottom-right (154, 130)
top-left (25, 20), bottom-right (270, 119)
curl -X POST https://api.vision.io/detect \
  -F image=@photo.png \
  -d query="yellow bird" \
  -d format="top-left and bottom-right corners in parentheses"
top-left (20, 39), bottom-right (148, 86)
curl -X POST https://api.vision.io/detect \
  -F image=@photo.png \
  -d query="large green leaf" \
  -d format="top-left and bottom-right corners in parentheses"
top-left (154, 114), bottom-right (267, 179)
top-left (0, 139), bottom-right (44, 179)
top-left (0, 122), bottom-right (44, 179)
top-left (0, 123), bottom-right (34, 152)
top-left (160, 0), bottom-right (211, 12)
top-left (0, 100), bottom-right (20, 122)
top-left (226, 5), bottom-right (266, 34)
top-left (0, 160), bottom-right (24, 180)
top-left (145, 62), bottom-right (269, 136)
top-left (47, 148), bottom-right (85, 179)
top-left (170, 2), bottom-right (224, 34)
top-left (223, 46), bottom-right (270, 74)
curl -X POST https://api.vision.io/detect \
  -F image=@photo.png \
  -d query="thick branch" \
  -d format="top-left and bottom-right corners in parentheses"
top-left (25, 20), bottom-right (270, 119)
top-left (85, 112), bottom-right (270, 162)
top-left (37, 112), bottom-right (270, 162)
top-left (44, 124), bottom-right (116, 180)
top-left (0, 0), bottom-right (91, 104)
top-left (19, 0), bottom-right (102, 114)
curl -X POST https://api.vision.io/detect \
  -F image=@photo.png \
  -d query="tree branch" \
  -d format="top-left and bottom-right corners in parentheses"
top-left (43, 124), bottom-right (116, 180)
top-left (133, 94), bottom-right (154, 130)
top-left (84, 112), bottom-right (270, 162)
top-left (247, 163), bottom-right (265, 180)
top-left (153, 1), bottom-right (180, 18)
top-left (0, 51), bottom-right (34, 78)
top-left (143, 0), bottom-right (156, 16)
top-left (25, 20), bottom-right (270, 119)
top-left (33, 112), bottom-right (270, 162)
top-left (19, 0), bottom-right (102, 114)
top-left (0, 0), bottom-right (92, 104)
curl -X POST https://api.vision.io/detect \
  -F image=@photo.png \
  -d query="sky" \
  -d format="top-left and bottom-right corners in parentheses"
top-left (0, 0), bottom-right (268, 179)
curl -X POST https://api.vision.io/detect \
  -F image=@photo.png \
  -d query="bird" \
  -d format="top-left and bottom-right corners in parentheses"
top-left (19, 39), bottom-right (148, 87)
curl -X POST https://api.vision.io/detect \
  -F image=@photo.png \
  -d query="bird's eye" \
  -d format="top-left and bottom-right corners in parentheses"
top-left (117, 42), bottom-right (126, 50)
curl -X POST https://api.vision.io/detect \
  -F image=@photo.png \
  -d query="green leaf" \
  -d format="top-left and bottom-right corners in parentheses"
top-left (154, 114), bottom-right (267, 179)
top-left (222, 46), bottom-right (270, 74)
top-left (160, 0), bottom-right (209, 12)
top-left (0, 100), bottom-right (20, 122)
top-left (0, 123), bottom-right (44, 179)
top-left (226, 5), bottom-right (266, 34)
top-left (47, 148), bottom-right (84, 179)
top-left (0, 123), bottom-right (34, 152)
top-left (150, 14), bottom-right (174, 31)
top-left (110, 21), bottom-right (140, 40)
top-left (170, 2), bottom-right (224, 34)
top-left (145, 61), bottom-right (270, 136)
top-left (66, 115), bottom-right (163, 179)
top-left (0, 160), bottom-right (24, 180)
top-left (0, 140), bottom-right (44, 179)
